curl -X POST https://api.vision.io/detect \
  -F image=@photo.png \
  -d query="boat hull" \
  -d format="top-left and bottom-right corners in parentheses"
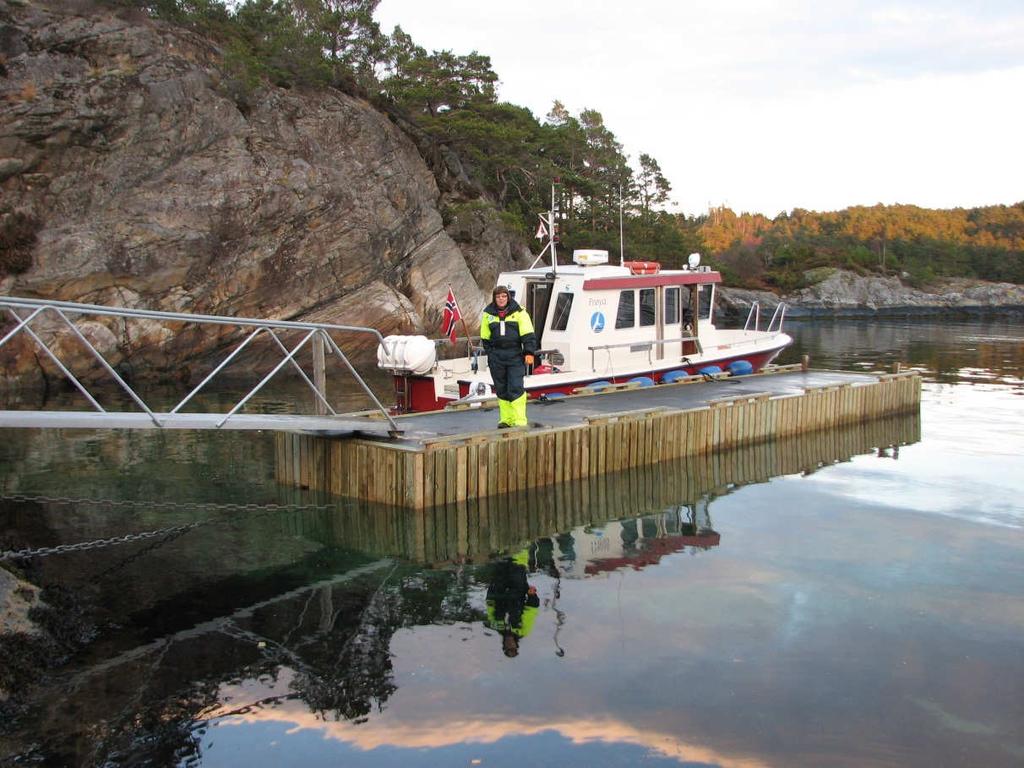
top-left (393, 343), bottom-right (788, 413)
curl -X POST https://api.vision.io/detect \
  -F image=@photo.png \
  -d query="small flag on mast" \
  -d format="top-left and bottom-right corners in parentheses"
top-left (535, 219), bottom-right (548, 240)
top-left (440, 286), bottom-right (462, 344)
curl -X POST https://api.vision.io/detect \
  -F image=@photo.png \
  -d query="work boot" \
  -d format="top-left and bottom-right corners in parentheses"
top-left (510, 393), bottom-right (529, 427)
top-left (497, 397), bottom-right (512, 428)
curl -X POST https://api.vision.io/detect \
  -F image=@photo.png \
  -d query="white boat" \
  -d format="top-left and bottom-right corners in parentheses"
top-left (378, 214), bottom-right (792, 413)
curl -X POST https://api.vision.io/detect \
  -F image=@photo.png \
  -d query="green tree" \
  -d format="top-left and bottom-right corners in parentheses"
top-left (636, 153), bottom-right (671, 222)
top-left (291, 0), bottom-right (386, 89)
top-left (382, 27), bottom-right (497, 117)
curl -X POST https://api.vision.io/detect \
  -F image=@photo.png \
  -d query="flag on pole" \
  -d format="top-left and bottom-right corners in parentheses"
top-left (440, 286), bottom-right (461, 344)
top-left (535, 219), bottom-right (548, 240)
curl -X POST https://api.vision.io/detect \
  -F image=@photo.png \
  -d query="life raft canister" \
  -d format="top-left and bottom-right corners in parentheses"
top-left (623, 261), bottom-right (661, 275)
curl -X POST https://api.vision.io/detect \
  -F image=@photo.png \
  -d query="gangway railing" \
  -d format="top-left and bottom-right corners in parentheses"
top-left (0, 296), bottom-right (401, 433)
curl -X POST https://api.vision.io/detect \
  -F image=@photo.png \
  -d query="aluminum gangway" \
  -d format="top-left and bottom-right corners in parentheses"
top-left (0, 296), bottom-right (401, 436)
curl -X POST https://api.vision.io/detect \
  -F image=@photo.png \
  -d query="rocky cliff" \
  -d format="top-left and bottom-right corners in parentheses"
top-left (0, 0), bottom-right (526, 387)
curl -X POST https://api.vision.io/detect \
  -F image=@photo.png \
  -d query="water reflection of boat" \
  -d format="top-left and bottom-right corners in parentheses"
top-left (550, 501), bottom-right (720, 579)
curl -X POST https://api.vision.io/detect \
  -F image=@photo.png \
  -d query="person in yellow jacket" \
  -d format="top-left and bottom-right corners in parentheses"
top-left (485, 549), bottom-right (540, 657)
top-left (480, 285), bottom-right (538, 428)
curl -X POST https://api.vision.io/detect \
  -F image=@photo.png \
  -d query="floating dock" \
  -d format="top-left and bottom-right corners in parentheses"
top-left (275, 365), bottom-right (921, 509)
top-left (274, 409), bottom-right (919, 566)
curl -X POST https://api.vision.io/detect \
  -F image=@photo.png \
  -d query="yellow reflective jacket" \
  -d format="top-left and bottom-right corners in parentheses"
top-left (480, 299), bottom-right (537, 354)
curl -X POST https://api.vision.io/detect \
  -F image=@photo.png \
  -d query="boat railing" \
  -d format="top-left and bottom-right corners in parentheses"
top-left (587, 335), bottom-right (703, 371)
top-left (767, 303), bottom-right (787, 333)
top-left (432, 335), bottom-right (482, 359)
top-left (744, 302), bottom-right (787, 334)
top-left (744, 302), bottom-right (760, 331)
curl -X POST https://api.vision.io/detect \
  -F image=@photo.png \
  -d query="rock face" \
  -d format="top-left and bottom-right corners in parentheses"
top-left (718, 269), bottom-right (1024, 321)
top-left (787, 270), bottom-right (1024, 316)
top-left (0, 1), bottom-right (516, 386)
top-left (0, 566), bottom-right (41, 639)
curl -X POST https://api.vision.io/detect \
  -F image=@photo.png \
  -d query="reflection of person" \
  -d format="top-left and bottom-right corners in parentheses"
top-left (480, 285), bottom-right (537, 428)
top-left (485, 551), bottom-right (540, 657)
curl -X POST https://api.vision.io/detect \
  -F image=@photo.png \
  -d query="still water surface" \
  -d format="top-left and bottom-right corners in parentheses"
top-left (1, 318), bottom-right (1022, 767)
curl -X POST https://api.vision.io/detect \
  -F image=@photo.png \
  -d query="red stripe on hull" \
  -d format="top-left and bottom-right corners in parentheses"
top-left (394, 345), bottom-right (788, 413)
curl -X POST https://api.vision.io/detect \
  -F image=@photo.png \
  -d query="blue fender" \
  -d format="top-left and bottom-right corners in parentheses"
top-left (660, 370), bottom-right (689, 384)
top-left (727, 360), bottom-right (754, 376)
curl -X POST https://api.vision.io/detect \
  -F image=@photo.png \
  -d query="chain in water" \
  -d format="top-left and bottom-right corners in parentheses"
top-left (0, 522), bottom-right (202, 561)
top-left (0, 493), bottom-right (333, 512)
top-left (0, 495), bottom-right (342, 560)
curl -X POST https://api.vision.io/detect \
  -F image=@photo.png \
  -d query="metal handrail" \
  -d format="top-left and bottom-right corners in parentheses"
top-left (0, 296), bottom-right (400, 433)
top-left (588, 334), bottom-right (703, 371)
top-left (587, 334), bottom-right (701, 353)
top-left (767, 303), bottom-right (787, 333)
top-left (744, 302), bottom-right (760, 331)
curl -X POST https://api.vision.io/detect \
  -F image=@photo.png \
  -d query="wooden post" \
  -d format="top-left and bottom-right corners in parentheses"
top-left (801, 354), bottom-right (810, 372)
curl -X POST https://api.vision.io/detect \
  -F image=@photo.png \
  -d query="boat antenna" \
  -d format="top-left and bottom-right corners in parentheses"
top-left (618, 183), bottom-right (624, 265)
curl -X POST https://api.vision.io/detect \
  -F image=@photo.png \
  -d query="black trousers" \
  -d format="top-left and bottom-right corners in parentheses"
top-left (488, 347), bottom-right (526, 401)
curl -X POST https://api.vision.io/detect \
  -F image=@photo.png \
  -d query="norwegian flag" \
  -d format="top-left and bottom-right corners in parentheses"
top-left (440, 286), bottom-right (462, 344)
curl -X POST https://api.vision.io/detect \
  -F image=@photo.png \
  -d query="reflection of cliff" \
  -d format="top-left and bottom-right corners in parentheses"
top-left (302, 410), bottom-right (920, 564)
top-left (6, 560), bottom-right (482, 764)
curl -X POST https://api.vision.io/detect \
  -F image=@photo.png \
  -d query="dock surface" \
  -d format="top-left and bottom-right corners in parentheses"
top-left (276, 367), bottom-right (921, 508)
top-left (381, 369), bottom-right (878, 446)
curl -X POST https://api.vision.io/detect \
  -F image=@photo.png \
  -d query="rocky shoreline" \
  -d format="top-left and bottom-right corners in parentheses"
top-left (717, 269), bottom-right (1024, 321)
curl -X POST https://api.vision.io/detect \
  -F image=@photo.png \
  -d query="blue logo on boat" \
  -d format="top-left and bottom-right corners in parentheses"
top-left (590, 311), bottom-right (605, 333)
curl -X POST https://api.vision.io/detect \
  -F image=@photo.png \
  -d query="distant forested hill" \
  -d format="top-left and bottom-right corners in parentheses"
top-left (700, 203), bottom-right (1024, 291)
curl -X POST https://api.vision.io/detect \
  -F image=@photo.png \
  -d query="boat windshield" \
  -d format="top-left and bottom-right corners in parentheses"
top-left (550, 292), bottom-right (574, 331)
top-left (698, 284), bottom-right (715, 321)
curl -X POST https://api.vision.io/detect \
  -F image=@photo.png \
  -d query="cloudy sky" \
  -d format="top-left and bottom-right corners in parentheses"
top-left (375, 0), bottom-right (1024, 217)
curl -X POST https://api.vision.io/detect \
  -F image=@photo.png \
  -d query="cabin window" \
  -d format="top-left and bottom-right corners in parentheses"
top-left (615, 290), bottom-right (635, 329)
top-left (698, 284), bottom-right (714, 320)
top-left (639, 289), bottom-right (656, 327)
top-left (665, 287), bottom-right (679, 325)
top-left (551, 292), bottom-right (574, 331)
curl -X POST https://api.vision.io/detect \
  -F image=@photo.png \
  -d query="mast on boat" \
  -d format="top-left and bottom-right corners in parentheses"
top-left (529, 180), bottom-right (560, 275)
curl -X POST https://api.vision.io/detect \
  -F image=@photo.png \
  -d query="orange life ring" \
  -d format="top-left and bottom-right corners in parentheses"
top-left (623, 261), bottom-right (661, 275)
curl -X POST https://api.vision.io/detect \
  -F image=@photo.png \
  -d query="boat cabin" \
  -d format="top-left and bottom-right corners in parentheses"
top-left (497, 249), bottom-right (720, 374)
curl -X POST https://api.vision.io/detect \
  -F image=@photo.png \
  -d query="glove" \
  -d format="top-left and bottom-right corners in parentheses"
top-left (524, 354), bottom-right (535, 366)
